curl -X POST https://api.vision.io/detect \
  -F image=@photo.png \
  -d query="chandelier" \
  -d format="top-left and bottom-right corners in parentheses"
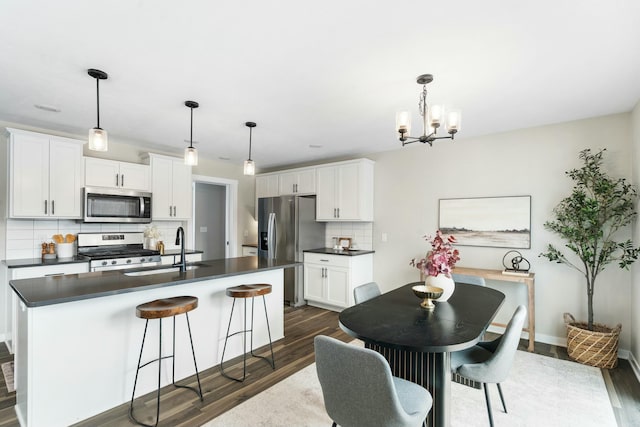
top-left (395, 74), bottom-right (461, 147)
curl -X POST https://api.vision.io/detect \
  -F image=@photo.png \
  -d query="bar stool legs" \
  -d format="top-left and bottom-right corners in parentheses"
top-left (220, 284), bottom-right (275, 382)
top-left (129, 297), bottom-right (203, 427)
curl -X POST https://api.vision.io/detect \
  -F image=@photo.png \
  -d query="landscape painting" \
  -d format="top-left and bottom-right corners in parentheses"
top-left (438, 196), bottom-right (531, 248)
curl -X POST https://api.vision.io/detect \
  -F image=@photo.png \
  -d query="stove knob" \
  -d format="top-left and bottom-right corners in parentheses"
top-left (140, 258), bottom-right (146, 263)
top-left (111, 260), bottom-right (117, 265)
top-left (101, 261), bottom-right (108, 266)
top-left (126, 259), bottom-right (132, 264)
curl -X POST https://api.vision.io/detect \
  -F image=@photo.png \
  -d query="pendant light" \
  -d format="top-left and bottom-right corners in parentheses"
top-left (244, 121), bottom-right (257, 175)
top-left (87, 69), bottom-right (109, 151)
top-left (184, 100), bottom-right (199, 166)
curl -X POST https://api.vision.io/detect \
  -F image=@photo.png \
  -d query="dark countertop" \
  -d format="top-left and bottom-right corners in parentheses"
top-left (304, 248), bottom-right (375, 256)
top-left (3, 256), bottom-right (89, 268)
top-left (10, 256), bottom-right (299, 308)
top-left (161, 249), bottom-right (203, 256)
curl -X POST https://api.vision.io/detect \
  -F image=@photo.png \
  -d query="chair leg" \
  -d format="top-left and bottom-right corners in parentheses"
top-left (483, 383), bottom-right (494, 427)
top-left (170, 314), bottom-right (203, 400)
top-left (496, 383), bottom-right (507, 413)
top-left (249, 295), bottom-right (275, 369)
top-left (220, 298), bottom-right (247, 382)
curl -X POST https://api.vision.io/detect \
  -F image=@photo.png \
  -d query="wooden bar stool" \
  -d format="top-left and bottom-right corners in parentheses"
top-left (220, 284), bottom-right (275, 382)
top-left (129, 296), bottom-right (203, 427)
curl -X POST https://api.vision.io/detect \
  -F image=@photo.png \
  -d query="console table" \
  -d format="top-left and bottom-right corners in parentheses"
top-left (453, 266), bottom-right (535, 351)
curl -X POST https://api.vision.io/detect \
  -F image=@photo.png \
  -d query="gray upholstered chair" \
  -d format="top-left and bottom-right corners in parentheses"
top-left (314, 335), bottom-right (431, 427)
top-left (451, 273), bottom-right (486, 287)
top-left (353, 281), bottom-right (381, 304)
top-left (450, 305), bottom-right (527, 427)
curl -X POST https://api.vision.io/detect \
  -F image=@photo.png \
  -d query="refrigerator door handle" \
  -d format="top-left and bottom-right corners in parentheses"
top-left (268, 212), bottom-right (277, 258)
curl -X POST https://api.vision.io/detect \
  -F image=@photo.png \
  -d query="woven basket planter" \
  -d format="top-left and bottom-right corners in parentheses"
top-left (564, 313), bottom-right (621, 369)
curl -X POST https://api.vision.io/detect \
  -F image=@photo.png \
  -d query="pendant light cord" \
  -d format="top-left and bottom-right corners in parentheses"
top-left (96, 77), bottom-right (101, 128)
top-left (248, 126), bottom-right (253, 161)
top-left (189, 106), bottom-right (194, 149)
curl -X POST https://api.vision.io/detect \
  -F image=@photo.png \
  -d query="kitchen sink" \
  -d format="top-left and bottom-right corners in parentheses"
top-left (124, 264), bottom-right (201, 276)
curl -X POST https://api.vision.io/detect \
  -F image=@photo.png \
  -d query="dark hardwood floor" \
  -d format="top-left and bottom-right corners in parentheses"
top-left (0, 305), bottom-right (638, 426)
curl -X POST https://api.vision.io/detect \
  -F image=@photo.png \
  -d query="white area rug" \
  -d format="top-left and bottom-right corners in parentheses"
top-left (1, 361), bottom-right (14, 393)
top-left (203, 350), bottom-right (616, 427)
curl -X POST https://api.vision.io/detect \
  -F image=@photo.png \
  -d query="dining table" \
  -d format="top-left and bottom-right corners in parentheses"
top-left (338, 281), bottom-right (505, 427)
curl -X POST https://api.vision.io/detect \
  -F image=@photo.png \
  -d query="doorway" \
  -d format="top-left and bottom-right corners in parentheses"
top-left (191, 175), bottom-right (238, 259)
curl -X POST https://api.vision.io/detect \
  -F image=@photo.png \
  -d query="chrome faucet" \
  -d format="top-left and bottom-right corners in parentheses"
top-left (174, 226), bottom-right (186, 272)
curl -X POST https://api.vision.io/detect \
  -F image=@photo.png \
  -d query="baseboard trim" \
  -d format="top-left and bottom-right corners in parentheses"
top-left (628, 352), bottom-right (640, 382)
top-left (486, 326), bottom-right (631, 360)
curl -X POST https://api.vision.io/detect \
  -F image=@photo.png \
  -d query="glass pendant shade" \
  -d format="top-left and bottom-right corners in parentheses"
top-left (447, 110), bottom-right (461, 133)
top-left (428, 105), bottom-right (444, 129)
top-left (88, 127), bottom-right (108, 151)
top-left (244, 159), bottom-right (255, 175)
top-left (395, 111), bottom-right (411, 140)
top-left (184, 146), bottom-right (198, 166)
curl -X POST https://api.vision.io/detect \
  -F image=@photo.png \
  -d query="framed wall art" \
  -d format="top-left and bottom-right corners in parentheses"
top-left (438, 196), bottom-right (531, 248)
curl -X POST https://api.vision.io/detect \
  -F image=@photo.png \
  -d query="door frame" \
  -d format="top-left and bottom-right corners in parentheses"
top-left (190, 175), bottom-right (238, 258)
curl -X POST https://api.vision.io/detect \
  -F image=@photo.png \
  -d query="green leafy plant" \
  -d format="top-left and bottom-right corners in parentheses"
top-left (540, 148), bottom-right (640, 330)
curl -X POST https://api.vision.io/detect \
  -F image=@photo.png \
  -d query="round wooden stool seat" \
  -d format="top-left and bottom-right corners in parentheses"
top-left (226, 284), bottom-right (272, 298)
top-left (136, 296), bottom-right (198, 319)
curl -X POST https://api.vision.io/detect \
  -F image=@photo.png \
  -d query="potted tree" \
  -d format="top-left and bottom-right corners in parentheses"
top-left (540, 148), bottom-right (640, 368)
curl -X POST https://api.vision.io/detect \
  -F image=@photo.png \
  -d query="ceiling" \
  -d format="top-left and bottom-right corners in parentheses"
top-left (2, 1), bottom-right (640, 170)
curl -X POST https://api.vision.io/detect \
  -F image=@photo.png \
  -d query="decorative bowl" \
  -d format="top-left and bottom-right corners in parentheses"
top-left (412, 285), bottom-right (444, 310)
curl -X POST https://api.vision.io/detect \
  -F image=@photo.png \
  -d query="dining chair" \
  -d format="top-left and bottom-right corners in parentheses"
top-left (450, 305), bottom-right (527, 427)
top-left (451, 273), bottom-right (486, 287)
top-left (353, 281), bottom-right (381, 304)
top-left (314, 335), bottom-right (431, 427)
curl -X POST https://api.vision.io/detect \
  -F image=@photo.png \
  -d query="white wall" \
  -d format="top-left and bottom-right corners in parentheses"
top-left (630, 101), bottom-right (640, 371)
top-left (367, 113), bottom-right (635, 351)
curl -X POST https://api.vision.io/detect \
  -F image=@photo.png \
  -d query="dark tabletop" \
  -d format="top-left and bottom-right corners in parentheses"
top-left (10, 256), bottom-right (299, 307)
top-left (339, 282), bottom-right (505, 353)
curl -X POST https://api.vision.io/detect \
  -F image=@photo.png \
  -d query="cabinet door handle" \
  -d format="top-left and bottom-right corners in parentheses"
top-left (44, 200), bottom-right (47, 214)
top-left (173, 206), bottom-right (177, 217)
top-left (337, 208), bottom-right (340, 218)
top-left (169, 206), bottom-right (173, 216)
top-left (51, 200), bottom-right (55, 215)
top-left (320, 259), bottom-right (329, 262)
top-left (116, 174), bottom-right (119, 187)
top-left (121, 174), bottom-right (124, 187)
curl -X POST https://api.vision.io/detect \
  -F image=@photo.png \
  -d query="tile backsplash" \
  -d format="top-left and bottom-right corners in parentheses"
top-left (324, 222), bottom-right (373, 251)
top-left (5, 219), bottom-right (187, 260)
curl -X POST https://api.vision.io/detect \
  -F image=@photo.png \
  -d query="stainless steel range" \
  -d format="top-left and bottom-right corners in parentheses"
top-left (77, 232), bottom-right (162, 271)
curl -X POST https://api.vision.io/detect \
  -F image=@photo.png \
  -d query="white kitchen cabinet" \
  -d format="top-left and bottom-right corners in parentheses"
top-left (160, 252), bottom-right (203, 265)
top-left (5, 262), bottom-right (89, 354)
top-left (278, 167), bottom-right (316, 195)
top-left (84, 157), bottom-right (150, 191)
top-left (147, 154), bottom-right (192, 220)
top-left (256, 174), bottom-right (279, 199)
top-left (316, 159), bottom-right (374, 221)
top-left (242, 245), bottom-right (258, 256)
top-left (303, 252), bottom-right (373, 311)
top-left (8, 128), bottom-right (84, 219)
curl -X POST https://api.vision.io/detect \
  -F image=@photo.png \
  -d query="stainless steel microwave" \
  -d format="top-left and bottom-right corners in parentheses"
top-left (83, 187), bottom-right (152, 223)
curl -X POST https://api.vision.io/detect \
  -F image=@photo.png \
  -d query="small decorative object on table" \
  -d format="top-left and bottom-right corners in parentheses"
top-left (501, 250), bottom-right (530, 276)
top-left (410, 230), bottom-right (460, 301)
top-left (144, 224), bottom-right (161, 250)
top-left (412, 285), bottom-right (444, 310)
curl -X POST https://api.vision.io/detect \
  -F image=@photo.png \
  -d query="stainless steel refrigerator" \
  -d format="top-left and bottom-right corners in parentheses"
top-left (258, 195), bottom-right (326, 307)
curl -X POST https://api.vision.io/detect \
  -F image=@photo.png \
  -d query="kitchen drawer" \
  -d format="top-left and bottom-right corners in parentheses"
top-left (11, 263), bottom-right (89, 279)
top-left (304, 252), bottom-right (351, 268)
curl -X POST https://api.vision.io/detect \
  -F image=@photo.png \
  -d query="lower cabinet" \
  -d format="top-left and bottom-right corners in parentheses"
top-left (6, 262), bottom-right (89, 354)
top-left (160, 252), bottom-right (203, 265)
top-left (303, 252), bottom-right (373, 311)
top-left (242, 245), bottom-right (258, 256)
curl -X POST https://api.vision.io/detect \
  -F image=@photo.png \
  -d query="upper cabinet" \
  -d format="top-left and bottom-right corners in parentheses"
top-left (278, 167), bottom-right (315, 195)
top-left (84, 157), bottom-right (150, 191)
top-left (146, 153), bottom-right (192, 220)
top-left (316, 159), bottom-right (374, 222)
top-left (256, 174), bottom-right (279, 199)
top-left (7, 128), bottom-right (84, 219)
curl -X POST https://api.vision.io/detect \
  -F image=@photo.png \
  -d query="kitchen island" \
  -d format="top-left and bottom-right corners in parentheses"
top-left (10, 256), bottom-right (297, 427)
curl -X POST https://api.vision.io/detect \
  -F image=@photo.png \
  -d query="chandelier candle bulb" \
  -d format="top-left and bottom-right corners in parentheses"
top-left (395, 111), bottom-right (411, 137)
top-left (447, 110), bottom-right (461, 133)
top-left (429, 105), bottom-right (443, 128)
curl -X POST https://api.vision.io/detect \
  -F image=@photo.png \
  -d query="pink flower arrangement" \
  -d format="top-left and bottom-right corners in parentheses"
top-left (410, 230), bottom-right (460, 277)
